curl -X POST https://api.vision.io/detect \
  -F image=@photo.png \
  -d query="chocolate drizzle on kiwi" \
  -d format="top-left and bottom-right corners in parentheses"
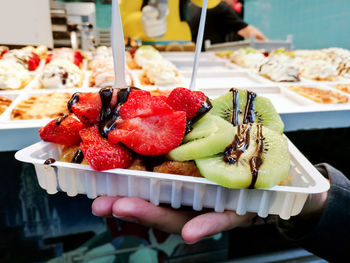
top-left (224, 88), bottom-right (264, 188)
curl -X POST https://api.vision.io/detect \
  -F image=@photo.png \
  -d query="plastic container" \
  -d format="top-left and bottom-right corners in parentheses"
top-left (15, 138), bottom-right (330, 220)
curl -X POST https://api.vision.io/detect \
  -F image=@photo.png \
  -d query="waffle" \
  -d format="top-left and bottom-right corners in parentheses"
top-left (11, 92), bottom-right (71, 120)
top-left (287, 85), bottom-right (350, 104)
top-left (0, 96), bottom-right (12, 115)
top-left (333, 84), bottom-right (350, 94)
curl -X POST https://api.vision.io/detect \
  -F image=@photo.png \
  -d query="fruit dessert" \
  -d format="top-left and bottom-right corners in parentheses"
top-left (0, 60), bottom-right (32, 90)
top-left (130, 45), bottom-right (162, 69)
top-left (38, 87), bottom-right (290, 189)
top-left (46, 48), bottom-right (84, 68)
top-left (229, 47), bottom-right (267, 70)
top-left (258, 50), bottom-right (301, 82)
top-left (89, 58), bottom-right (133, 88)
top-left (2, 48), bottom-right (40, 71)
top-left (300, 60), bottom-right (338, 81)
top-left (140, 59), bottom-right (181, 86)
top-left (0, 96), bottom-right (12, 115)
top-left (40, 59), bottom-right (84, 89)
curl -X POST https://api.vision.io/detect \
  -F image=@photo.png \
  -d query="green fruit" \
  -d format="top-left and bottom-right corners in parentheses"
top-left (168, 114), bottom-right (235, 161)
top-left (210, 88), bottom-right (284, 134)
top-left (195, 123), bottom-right (290, 189)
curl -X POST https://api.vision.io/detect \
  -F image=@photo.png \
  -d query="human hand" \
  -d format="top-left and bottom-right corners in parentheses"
top-left (92, 196), bottom-right (255, 244)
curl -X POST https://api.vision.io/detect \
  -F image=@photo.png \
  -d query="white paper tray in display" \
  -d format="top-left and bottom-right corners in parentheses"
top-left (15, 139), bottom-right (330, 220)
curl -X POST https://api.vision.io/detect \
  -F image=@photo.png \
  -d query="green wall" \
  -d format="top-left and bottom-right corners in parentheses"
top-left (244, 0), bottom-right (350, 49)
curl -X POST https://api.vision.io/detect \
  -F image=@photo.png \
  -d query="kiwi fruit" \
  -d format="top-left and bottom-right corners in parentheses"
top-left (195, 123), bottom-right (290, 189)
top-left (168, 114), bottom-right (235, 161)
top-left (210, 88), bottom-right (284, 134)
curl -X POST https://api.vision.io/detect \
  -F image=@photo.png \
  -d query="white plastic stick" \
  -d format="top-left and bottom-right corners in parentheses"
top-left (111, 0), bottom-right (127, 88)
top-left (189, 0), bottom-right (208, 91)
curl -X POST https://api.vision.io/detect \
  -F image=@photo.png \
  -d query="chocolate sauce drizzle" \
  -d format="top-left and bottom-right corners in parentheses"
top-left (243, 91), bottom-right (256, 124)
top-left (185, 97), bottom-right (212, 134)
top-left (223, 123), bottom-right (252, 164)
top-left (230, 88), bottom-right (239, 126)
top-left (248, 124), bottom-right (264, 189)
top-left (56, 114), bottom-right (68, 125)
top-left (44, 158), bottom-right (56, 165)
top-left (71, 149), bottom-right (84, 164)
top-left (98, 86), bottom-right (138, 138)
top-left (224, 88), bottom-right (264, 189)
top-left (68, 92), bottom-right (80, 113)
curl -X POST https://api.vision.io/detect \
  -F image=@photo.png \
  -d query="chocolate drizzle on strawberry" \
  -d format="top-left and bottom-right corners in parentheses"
top-left (185, 97), bottom-right (212, 134)
top-left (68, 92), bottom-right (80, 113)
top-left (56, 114), bottom-right (69, 125)
top-left (98, 86), bottom-right (140, 138)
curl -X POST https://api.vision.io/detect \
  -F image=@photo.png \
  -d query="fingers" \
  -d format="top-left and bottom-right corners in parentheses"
top-left (182, 211), bottom-right (255, 244)
top-left (112, 197), bottom-right (199, 234)
top-left (92, 196), bottom-right (122, 217)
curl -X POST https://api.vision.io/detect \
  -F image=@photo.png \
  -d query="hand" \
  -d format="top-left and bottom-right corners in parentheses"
top-left (92, 196), bottom-right (255, 244)
top-left (238, 25), bottom-right (268, 41)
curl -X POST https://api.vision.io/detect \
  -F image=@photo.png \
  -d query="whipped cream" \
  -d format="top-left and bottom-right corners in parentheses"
top-left (142, 59), bottom-right (180, 85)
top-left (3, 49), bottom-right (33, 69)
top-left (301, 60), bottom-right (338, 80)
top-left (134, 46), bottom-right (162, 68)
top-left (230, 48), bottom-right (266, 70)
top-left (40, 59), bottom-right (83, 89)
top-left (0, 60), bottom-right (31, 90)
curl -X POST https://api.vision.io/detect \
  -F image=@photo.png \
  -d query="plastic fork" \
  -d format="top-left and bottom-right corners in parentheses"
top-left (111, 0), bottom-right (127, 89)
top-left (189, 0), bottom-right (208, 91)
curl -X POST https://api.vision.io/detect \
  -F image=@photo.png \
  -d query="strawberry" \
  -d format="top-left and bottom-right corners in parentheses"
top-left (69, 89), bottom-right (119, 126)
top-left (74, 51), bottom-right (83, 67)
top-left (39, 115), bottom-right (85, 146)
top-left (166, 88), bottom-right (209, 120)
top-left (119, 90), bottom-right (172, 120)
top-left (28, 54), bottom-right (40, 71)
top-left (80, 126), bottom-right (132, 171)
top-left (108, 111), bottom-right (186, 156)
top-left (45, 53), bottom-right (53, 64)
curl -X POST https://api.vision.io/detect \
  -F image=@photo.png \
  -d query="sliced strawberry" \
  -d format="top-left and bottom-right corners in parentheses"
top-left (119, 90), bottom-right (172, 120)
top-left (166, 88), bottom-right (209, 120)
top-left (108, 111), bottom-right (186, 156)
top-left (39, 115), bottom-right (85, 146)
top-left (69, 89), bottom-right (119, 126)
top-left (80, 126), bottom-right (132, 171)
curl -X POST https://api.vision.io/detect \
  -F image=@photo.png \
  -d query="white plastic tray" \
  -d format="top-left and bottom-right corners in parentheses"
top-left (15, 139), bottom-right (330, 220)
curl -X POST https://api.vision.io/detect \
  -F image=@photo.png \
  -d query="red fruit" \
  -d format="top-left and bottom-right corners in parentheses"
top-left (108, 111), bottom-right (186, 156)
top-left (45, 53), bottom-right (53, 64)
top-left (39, 115), bottom-right (85, 146)
top-left (74, 51), bottom-right (83, 67)
top-left (70, 92), bottom-right (102, 125)
top-left (28, 54), bottom-right (40, 71)
top-left (166, 88), bottom-right (208, 120)
top-left (80, 126), bottom-right (132, 171)
top-left (119, 90), bottom-right (172, 120)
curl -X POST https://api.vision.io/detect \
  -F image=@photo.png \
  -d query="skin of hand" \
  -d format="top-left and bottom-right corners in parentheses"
top-left (92, 196), bottom-right (255, 244)
top-left (92, 190), bottom-right (328, 244)
top-left (237, 25), bottom-right (268, 41)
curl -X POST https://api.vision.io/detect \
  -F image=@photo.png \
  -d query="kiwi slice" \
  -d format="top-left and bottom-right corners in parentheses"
top-left (168, 114), bottom-right (235, 161)
top-left (210, 88), bottom-right (284, 134)
top-left (195, 123), bottom-right (290, 189)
